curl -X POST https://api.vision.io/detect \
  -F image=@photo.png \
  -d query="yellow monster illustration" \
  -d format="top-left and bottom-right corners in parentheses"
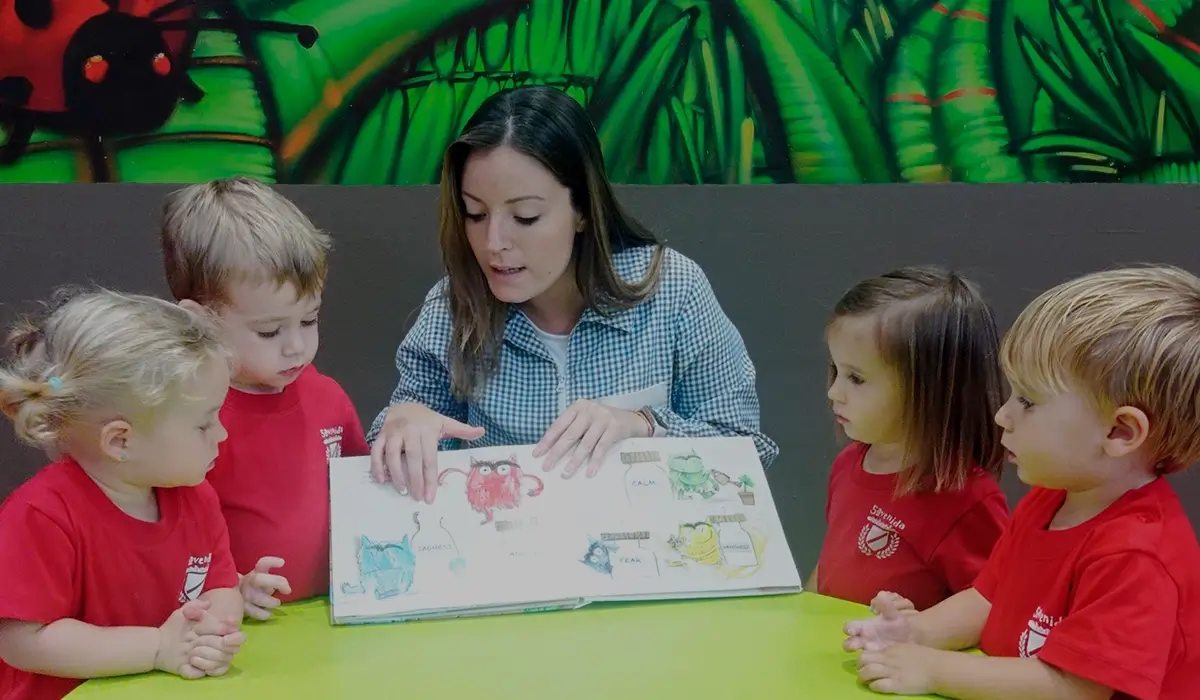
top-left (670, 521), bottom-right (722, 566)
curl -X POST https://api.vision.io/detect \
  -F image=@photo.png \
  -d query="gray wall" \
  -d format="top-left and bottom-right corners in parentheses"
top-left (1, 183), bottom-right (1198, 575)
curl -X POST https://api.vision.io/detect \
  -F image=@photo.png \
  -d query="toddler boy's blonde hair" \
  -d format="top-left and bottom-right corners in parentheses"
top-left (160, 176), bottom-right (331, 306)
top-left (1000, 265), bottom-right (1200, 473)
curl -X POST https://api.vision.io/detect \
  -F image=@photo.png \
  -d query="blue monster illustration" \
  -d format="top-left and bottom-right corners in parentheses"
top-left (357, 535), bottom-right (416, 599)
top-left (580, 538), bottom-right (616, 576)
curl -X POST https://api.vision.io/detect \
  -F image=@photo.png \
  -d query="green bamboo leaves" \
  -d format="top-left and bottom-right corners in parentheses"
top-left (732, 0), bottom-right (890, 182)
top-left (0, 129), bottom-right (82, 183)
top-left (246, 0), bottom-right (498, 179)
top-left (593, 4), bottom-right (700, 182)
top-left (11, 0), bottom-right (1200, 184)
top-left (886, 0), bottom-right (1024, 182)
top-left (1009, 0), bottom-right (1200, 180)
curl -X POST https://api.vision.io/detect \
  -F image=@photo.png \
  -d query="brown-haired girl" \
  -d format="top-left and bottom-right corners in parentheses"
top-left (809, 266), bottom-right (1010, 611)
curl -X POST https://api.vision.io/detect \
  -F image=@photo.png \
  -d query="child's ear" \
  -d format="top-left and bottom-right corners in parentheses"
top-left (1103, 405), bottom-right (1150, 458)
top-left (97, 418), bottom-right (133, 464)
top-left (178, 298), bottom-right (225, 327)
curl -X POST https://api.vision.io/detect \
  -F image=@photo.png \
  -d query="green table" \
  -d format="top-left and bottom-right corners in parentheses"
top-left (69, 592), bottom-right (934, 698)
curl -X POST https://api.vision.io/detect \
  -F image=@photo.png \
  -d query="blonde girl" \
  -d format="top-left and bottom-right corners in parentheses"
top-left (0, 288), bottom-right (246, 700)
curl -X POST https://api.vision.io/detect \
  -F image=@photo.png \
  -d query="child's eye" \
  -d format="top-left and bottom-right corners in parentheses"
top-left (257, 329), bottom-right (280, 339)
top-left (515, 215), bottom-right (540, 226)
top-left (1016, 396), bottom-right (1034, 409)
top-left (848, 374), bottom-right (864, 386)
top-left (301, 318), bottom-right (318, 327)
top-left (464, 212), bottom-right (485, 222)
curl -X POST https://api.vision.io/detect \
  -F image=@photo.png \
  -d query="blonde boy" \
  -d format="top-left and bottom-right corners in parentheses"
top-left (844, 266), bottom-right (1200, 699)
top-left (161, 177), bottom-right (368, 619)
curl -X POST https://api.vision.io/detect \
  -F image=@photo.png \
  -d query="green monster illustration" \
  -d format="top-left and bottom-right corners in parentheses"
top-left (667, 452), bottom-right (731, 500)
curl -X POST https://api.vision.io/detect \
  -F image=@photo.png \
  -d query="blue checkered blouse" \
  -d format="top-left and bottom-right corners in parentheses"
top-left (366, 245), bottom-right (779, 468)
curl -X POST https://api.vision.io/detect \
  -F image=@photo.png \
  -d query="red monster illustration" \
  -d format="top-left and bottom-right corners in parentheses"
top-left (438, 455), bottom-right (544, 525)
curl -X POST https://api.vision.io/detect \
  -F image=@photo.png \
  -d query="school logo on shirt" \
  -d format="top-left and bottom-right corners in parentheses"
top-left (1019, 606), bottom-right (1062, 658)
top-left (857, 505), bottom-right (905, 560)
top-left (178, 554), bottom-right (212, 603)
top-left (321, 426), bottom-right (344, 460)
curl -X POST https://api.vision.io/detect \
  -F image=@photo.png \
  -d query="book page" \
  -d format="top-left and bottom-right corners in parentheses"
top-left (328, 436), bottom-right (801, 624)
top-left (559, 438), bottom-right (803, 601)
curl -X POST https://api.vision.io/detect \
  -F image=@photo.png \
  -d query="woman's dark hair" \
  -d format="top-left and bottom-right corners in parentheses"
top-left (438, 85), bottom-right (664, 399)
top-left (829, 266), bottom-right (1005, 496)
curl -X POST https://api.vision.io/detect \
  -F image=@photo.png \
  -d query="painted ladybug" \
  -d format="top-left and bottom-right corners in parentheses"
top-left (0, 0), bottom-right (318, 165)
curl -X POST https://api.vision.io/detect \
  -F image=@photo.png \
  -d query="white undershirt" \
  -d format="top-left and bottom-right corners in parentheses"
top-left (529, 324), bottom-right (662, 436)
top-left (530, 326), bottom-right (570, 376)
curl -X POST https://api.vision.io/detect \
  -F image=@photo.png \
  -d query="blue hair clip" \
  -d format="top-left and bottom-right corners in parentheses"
top-left (47, 376), bottom-right (62, 391)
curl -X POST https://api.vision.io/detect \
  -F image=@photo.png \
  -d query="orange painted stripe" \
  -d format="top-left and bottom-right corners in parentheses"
top-left (281, 31), bottom-right (419, 166)
top-left (886, 93), bottom-right (933, 105)
top-left (933, 3), bottom-right (950, 14)
top-left (887, 87), bottom-right (996, 106)
top-left (1126, 0), bottom-right (1200, 55)
top-left (952, 10), bottom-right (988, 21)
top-left (1127, 0), bottom-right (1167, 31)
top-left (939, 87), bottom-right (998, 102)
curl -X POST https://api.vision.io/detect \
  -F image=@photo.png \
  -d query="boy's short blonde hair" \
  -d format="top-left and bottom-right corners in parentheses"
top-left (1001, 265), bottom-right (1200, 473)
top-left (0, 287), bottom-right (230, 452)
top-left (160, 176), bottom-right (331, 306)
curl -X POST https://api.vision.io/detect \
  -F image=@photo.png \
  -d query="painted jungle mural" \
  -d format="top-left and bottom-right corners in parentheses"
top-left (1, 0), bottom-right (1197, 184)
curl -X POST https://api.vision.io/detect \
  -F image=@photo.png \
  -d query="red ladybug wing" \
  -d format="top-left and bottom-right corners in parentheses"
top-left (119, 0), bottom-right (190, 59)
top-left (0, 0), bottom-right (107, 114)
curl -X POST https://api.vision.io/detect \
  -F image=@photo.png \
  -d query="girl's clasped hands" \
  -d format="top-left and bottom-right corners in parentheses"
top-left (156, 600), bottom-right (245, 679)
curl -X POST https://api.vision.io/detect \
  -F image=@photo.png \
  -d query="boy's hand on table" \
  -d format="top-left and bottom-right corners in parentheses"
top-left (844, 597), bottom-right (914, 652)
top-left (238, 556), bottom-right (292, 621)
top-left (856, 643), bottom-right (947, 694)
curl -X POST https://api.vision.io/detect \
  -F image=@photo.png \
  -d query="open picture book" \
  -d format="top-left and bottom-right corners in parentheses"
top-left (327, 436), bottom-right (803, 625)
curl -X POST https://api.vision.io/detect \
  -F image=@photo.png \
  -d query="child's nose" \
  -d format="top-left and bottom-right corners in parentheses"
top-left (281, 329), bottom-right (305, 356)
top-left (994, 402), bottom-right (1011, 430)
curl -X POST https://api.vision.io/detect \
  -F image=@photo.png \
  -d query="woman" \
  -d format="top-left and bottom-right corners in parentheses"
top-left (367, 85), bottom-right (777, 504)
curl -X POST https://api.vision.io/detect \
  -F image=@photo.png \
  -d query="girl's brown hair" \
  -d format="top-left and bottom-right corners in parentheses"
top-left (437, 85), bottom-right (664, 399)
top-left (830, 266), bottom-right (1004, 496)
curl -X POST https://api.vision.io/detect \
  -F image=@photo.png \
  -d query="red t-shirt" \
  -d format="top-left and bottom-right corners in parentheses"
top-left (0, 459), bottom-right (239, 700)
top-left (207, 365), bottom-right (368, 603)
top-left (816, 442), bottom-right (1010, 611)
top-left (976, 478), bottom-right (1200, 700)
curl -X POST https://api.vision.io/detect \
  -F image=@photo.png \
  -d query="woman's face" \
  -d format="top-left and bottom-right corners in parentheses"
top-left (461, 145), bottom-right (582, 311)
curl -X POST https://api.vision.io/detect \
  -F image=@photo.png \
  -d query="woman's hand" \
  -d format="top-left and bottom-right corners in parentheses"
top-left (533, 400), bottom-right (652, 477)
top-left (370, 403), bottom-right (485, 503)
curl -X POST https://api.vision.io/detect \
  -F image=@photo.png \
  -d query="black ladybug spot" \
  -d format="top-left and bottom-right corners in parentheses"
top-left (14, 0), bottom-right (53, 29)
top-left (296, 26), bottom-right (318, 48)
top-left (0, 76), bottom-right (33, 106)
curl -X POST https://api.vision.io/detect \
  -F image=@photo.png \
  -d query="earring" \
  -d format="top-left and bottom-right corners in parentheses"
top-left (118, 453), bottom-right (127, 462)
